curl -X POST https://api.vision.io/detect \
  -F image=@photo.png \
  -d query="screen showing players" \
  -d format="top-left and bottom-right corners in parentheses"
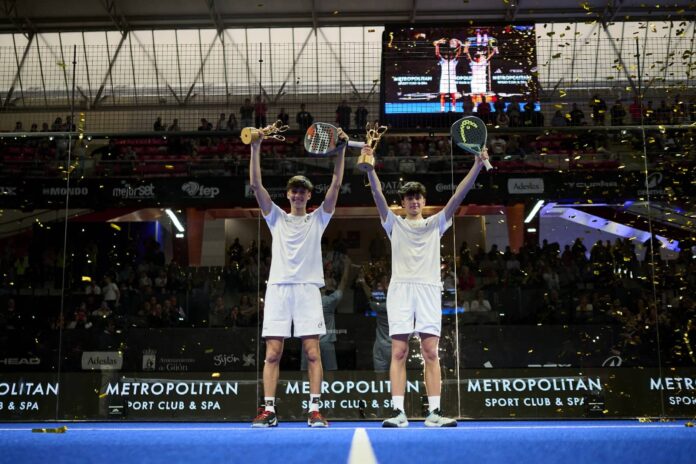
top-left (382, 24), bottom-right (538, 118)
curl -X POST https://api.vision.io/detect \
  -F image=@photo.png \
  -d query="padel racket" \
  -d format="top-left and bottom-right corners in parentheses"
top-left (451, 116), bottom-right (493, 170)
top-left (304, 122), bottom-right (364, 155)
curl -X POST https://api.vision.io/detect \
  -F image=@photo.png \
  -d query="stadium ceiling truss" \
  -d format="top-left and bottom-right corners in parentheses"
top-left (1, 0), bottom-right (694, 111)
top-left (2, 0), bottom-right (695, 31)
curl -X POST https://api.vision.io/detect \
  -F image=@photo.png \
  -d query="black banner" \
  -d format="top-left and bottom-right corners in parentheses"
top-left (0, 169), bottom-right (687, 209)
top-left (0, 368), bottom-right (694, 421)
top-left (0, 325), bottom-right (666, 374)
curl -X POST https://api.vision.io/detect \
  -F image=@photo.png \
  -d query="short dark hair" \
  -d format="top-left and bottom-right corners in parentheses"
top-left (286, 175), bottom-right (313, 191)
top-left (398, 181), bottom-right (426, 200)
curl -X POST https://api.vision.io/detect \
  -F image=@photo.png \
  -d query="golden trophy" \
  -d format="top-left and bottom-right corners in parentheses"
top-left (240, 120), bottom-right (289, 144)
top-left (356, 122), bottom-right (388, 172)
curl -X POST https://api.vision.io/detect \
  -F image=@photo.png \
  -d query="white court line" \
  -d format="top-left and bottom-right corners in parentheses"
top-left (0, 424), bottom-right (687, 432)
top-left (348, 428), bottom-right (378, 464)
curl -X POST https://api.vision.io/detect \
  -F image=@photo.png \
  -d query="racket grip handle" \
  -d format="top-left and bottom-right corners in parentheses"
top-left (347, 141), bottom-right (366, 149)
top-left (481, 157), bottom-right (493, 171)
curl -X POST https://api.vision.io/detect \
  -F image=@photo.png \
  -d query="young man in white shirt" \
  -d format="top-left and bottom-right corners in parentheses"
top-left (249, 134), bottom-right (346, 428)
top-left (363, 145), bottom-right (488, 427)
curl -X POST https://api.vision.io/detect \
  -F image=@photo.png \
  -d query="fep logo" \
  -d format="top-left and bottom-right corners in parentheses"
top-left (182, 181), bottom-right (220, 198)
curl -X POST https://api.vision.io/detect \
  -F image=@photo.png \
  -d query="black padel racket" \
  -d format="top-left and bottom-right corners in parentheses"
top-left (451, 116), bottom-right (493, 170)
top-left (304, 122), bottom-right (364, 155)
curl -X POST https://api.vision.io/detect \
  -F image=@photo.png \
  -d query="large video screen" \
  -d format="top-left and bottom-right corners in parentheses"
top-left (382, 24), bottom-right (538, 118)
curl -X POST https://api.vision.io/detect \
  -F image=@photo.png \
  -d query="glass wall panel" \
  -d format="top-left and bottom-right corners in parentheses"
top-left (0, 18), bottom-right (693, 423)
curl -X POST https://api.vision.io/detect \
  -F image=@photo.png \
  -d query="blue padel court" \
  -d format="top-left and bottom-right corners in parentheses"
top-left (1, 420), bottom-right (694, 464)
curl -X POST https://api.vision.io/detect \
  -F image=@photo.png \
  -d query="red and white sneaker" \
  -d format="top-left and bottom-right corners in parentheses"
top-left (252, 410), bottom-right (278, 428)
top-left (307, 411), bottom-right (329, 427)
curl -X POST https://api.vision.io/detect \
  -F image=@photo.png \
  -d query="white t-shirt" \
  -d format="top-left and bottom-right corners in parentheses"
top-left (470, 58), bottom-right (488, 94)
top-left (264, 202), bottom-right (332, 286)
top-left (439, 58), bottom-right (459, 94)
top-left (382, 209), bottom-right (452, 287)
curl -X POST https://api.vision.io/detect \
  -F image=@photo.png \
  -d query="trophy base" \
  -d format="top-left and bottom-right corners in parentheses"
top-left (356, 153), bottom-right (375, 172)
top-left (241, 127), bottom-right (261, 145)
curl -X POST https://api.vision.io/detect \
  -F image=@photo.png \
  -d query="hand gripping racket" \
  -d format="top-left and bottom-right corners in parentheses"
top-left (451, 116), bottom-right (493, 170)
top-left (304, 122), bottom-right (364, 155)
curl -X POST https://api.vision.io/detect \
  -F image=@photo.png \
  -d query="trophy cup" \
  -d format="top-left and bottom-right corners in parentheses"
top-left (241, 120), bottom-right (289, 144)
top-left (356, 122), bottom-right (388, 172)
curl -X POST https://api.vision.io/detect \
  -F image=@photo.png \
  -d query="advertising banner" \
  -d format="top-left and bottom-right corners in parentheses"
top-left (1, 368), bottom-right (694, 421)
top-left (0, 170), bottom-right (685, 209)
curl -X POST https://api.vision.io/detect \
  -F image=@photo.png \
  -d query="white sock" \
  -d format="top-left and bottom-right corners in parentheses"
top-left (428, 396), bottom-right (441, 413)
top-left (392, 396), bottom-right (405, 412)
top-left (309, 394), bottom-right (321, 412)
top-left (264, 397), bottom-right (275, 413)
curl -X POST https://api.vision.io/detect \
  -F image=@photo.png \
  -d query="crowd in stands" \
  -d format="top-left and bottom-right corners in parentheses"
top-left (3, 93), bottom-right (694, 179)
top-left (1, 224), bottom-right (694, 364)
top-left (2, 219), bottom-right (692, 372)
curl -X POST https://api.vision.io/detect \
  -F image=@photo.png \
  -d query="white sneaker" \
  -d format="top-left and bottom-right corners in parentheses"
top-left (382, 409), bottom-right (409, 428)
top-left (424, 409), bottom-right (457, 427)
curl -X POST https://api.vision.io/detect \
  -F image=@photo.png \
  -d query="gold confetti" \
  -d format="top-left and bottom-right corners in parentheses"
top-left (32, 426), bottom-right (68, 433)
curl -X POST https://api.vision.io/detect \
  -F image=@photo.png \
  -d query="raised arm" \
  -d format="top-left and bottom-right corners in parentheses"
top-left (463, 42), bottom-right (472, 61)
top-left (363, 146), bottom-right (390, 222)
top-left (322, 137), bottom-right (347, 214)
top-left (433, 38), bottom-right (445, 59)
top-left (442, 147), bottom-right (489, 221)
top-left (453, 38), bottom-right (463, 59)
top-left (248, 137), bottom-right (272, 215)
top-left (355, 268), bottom-right (372, 298)
top-left (486, 45), bottom-right (498, 61)
top-left (336, 255), bottom-right (353, 294)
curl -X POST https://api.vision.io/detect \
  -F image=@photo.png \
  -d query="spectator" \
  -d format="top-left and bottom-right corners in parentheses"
top-left (655, 100), bottom-right (672, 125)
top-left (209, 296), bottom-right (228, 327)
top-left (476, 99), bottom-right (492, 124)
top-left (67, 303), bottom-right (93, 329)
top-left (589, 94), bottom-right (607, 126)
top-left (629, 98), bottom-right (643, 123)
top-left (506, 103), bottom-right (522, 127)
top-left (336, 100), bottom-right (352, 129)
top-left (102, 275), bottom-right (120, 309)
top-left (495, 108), bottom-right (510, 127)
top-left (469, 290), bottom-right (492, 312)
top-left (254, 95), bottom-right (268, 128)
top-left (167, 118), bottom-right (181, 131)
top-left (215, 113), bottom-right (227, 131)
top-left (198, 118), bottom-right (213, 131)
top-left (569, 103), bottom-right (585, 126)
top-left (296, 103), bottom-right (314, 131)
top-left (355, 104), bottom-right (369, 129)
top-left (277, 108), bottom-right (289, 126)
top-left (226, 113), bottom-right (238, 131)
top-left (488, 135), bottom-right (507, 159)
top-left (551, 110), bottom-right (568, 127)
top-left (153, 117), bottom-right (165, 131)
top-left (240, 98), bottom-right (254, 128)
top-left (610, 100), bottom-right (626, 126)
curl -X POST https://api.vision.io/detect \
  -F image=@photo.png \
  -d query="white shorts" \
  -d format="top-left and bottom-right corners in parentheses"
top-left (439, 80), bottom-right (458, 94)
top-left (386, 282), bottom-right (442, 337)
top-left (262, 283), bottom-right (326, 338)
